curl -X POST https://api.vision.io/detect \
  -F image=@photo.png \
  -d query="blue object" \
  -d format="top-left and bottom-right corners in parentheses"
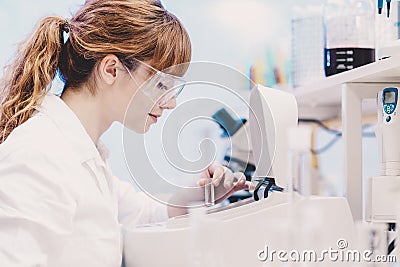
top-left (386, 116), bottom-right (392, 122)
top-left (378, 0), bottom-right (383, 14)
top-left (212, 108), bottom-right (246, 137)
top-left (382, 87), bottom-right (398, 116)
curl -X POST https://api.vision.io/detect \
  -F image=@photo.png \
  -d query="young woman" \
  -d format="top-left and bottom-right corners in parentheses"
top-left (0, 0), bottom-right (248, 266)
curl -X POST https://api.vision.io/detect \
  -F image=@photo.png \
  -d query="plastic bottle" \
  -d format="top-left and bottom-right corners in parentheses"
top-left (323, 0), bottom-right (375, 76)
top-left (288, 126), bottom-right (312, 199)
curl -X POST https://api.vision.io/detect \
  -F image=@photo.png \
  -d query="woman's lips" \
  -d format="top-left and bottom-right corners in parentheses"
top-left (148, 113), bottom-right (159, 122)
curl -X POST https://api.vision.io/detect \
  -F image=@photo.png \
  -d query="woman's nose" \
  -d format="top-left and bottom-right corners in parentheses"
top-left (160, 96), bottom-right (177, 110)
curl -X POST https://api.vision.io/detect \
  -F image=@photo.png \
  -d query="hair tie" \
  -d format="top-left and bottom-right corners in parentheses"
top-left (62, 19), bottom-right (70, 33)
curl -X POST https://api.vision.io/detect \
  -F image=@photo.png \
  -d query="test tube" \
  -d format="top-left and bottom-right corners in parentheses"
top-left (204, 181), bottom-right (215, 207)
top-left (202, 127), bottom-right (215, 207)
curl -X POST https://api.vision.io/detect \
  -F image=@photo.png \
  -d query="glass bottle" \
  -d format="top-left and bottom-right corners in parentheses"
top-left (323, 0), bottom-right (375, 76)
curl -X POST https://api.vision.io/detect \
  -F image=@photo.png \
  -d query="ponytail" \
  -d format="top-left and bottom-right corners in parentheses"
top-left (0, 16), bottom-right (66, 144)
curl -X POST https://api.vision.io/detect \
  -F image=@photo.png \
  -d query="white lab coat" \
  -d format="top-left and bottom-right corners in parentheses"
top-left (0, 94), bottom-right (168, 267)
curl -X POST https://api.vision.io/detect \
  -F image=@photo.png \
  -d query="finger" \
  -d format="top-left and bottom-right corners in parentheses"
top-left (233, 172), bottom-right (246, 184)
top-left (223, 169), bottom-right (235, 189)
top-left (207, 161), bottom-right (224, 176)
top-left (243, 181), bottom-right (251, 190)
top-left (218, 180), bottom-right (248, 201)
top-left (234, 172), bottom-right (245, 180)
top-left (212, 166), bottom-right (226, 187)
top-left (232, 173), bottom-right (247, 190)
top-left (233, 180), bottom-right (250, 191)
top-left (197, 178), bottom-right (212, 187)
top-left (218, 176), bottom-right (249, 201)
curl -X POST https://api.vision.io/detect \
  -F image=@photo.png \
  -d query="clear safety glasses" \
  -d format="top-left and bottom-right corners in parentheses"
top-left (124, 58), bottom-right (187, 107)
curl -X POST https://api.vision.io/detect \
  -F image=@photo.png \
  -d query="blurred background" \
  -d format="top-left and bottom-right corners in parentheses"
top-left (0, 0), bottom-right (393, 198)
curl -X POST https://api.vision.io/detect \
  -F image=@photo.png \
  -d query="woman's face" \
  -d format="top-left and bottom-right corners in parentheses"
top-left (117, 63), bottom-right (178, 133)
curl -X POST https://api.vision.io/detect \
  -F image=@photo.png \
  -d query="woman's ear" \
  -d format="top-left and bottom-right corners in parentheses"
top-left (97, 54), bottom-right (120, 85)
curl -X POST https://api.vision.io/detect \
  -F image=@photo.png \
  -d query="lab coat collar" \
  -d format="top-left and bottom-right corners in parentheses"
top-left (36, 93), bottom-right (108, 164)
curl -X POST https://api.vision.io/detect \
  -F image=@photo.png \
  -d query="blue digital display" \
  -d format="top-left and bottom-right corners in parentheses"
top-left (382, 87), bottom-right (398, 115)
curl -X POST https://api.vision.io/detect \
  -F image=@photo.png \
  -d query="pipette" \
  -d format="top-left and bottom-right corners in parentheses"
top-left (378, 0), bottom-right (383, 14)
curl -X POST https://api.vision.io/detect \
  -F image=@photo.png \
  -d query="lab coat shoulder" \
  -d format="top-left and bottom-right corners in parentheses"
top-left (0, 116), bottom-right (78, 266)
top-left (0, 113), bottom-right (75, 161)
top-left (0, 113), bottom-right (78, 224)
top-left (0, 114), bottom-right (80, 184)
top-left (0, 141), bottom-right (77, 229)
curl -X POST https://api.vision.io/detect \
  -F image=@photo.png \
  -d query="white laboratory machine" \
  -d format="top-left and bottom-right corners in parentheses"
top-left (366, 87), bottom-right (400, 223)
top-left (123, 85), bottom-right (355, 267)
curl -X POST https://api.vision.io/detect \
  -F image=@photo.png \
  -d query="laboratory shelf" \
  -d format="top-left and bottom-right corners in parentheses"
top-left (291, 54), bottom-right (400, 221)
top-left (294, 54), bottom-right (400, 108)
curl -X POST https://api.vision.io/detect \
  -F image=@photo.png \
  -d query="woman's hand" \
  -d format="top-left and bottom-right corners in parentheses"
top-left (167, 162), bottom-right (250, 218)
top-left (197, 162), bottom-right (249, 204)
